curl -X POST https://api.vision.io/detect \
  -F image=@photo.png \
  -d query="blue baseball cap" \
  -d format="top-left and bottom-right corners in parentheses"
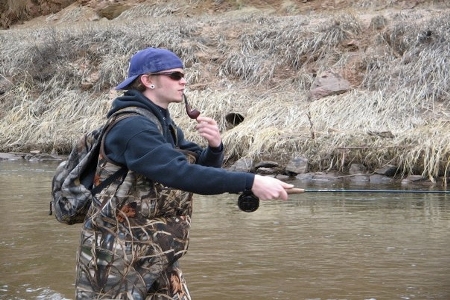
top-left (115, 47), bottom-right (184, 90)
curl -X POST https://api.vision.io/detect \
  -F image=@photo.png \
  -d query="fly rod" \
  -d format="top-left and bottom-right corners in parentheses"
top-left (285, 188), bottom-right (450, 194)
top-left (238, 188), bottom-right (449, 213)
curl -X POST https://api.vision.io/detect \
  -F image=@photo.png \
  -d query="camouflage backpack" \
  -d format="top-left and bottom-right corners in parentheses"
top-left (50, 107), bottom-right (162, 225)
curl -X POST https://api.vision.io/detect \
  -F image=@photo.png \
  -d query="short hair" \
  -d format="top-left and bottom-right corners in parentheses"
top-left (126, 75), bottom-right (146, 92)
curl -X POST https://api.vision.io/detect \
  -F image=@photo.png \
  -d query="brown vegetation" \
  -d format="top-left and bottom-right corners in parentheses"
top-left (1, 0), bottom-right (450, 181)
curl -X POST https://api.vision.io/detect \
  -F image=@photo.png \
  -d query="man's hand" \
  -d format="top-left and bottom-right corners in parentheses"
top-left (195, 116), bottom-right (222, 148)
top-left (251, 175), bottom-right (294, 200)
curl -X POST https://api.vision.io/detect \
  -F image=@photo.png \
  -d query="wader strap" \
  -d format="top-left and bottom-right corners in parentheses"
top-left (91, 167), bottom-right (127, 196)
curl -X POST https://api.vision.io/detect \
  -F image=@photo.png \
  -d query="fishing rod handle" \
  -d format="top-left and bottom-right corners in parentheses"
top-left (286, 188), bottom-right (305, 194)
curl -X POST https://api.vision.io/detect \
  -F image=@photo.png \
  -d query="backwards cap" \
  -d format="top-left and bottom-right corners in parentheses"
top-left (115, 47), bottom-right (183, 90)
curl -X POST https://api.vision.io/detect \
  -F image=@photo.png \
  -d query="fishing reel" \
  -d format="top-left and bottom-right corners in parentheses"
top-left (238, 190), bottom-right (260, 212)
top-left (237, 187), bottom-right (304, 212)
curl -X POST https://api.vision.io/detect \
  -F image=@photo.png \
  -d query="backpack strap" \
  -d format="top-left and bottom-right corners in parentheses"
top-left (99, 106), bottom-right (163, 162)
top-left (91, 167), bottom-right (127, 195)
top-left (93, 107), bottom-right (163, 194)
top-left (111, 106), bottom-right (162, 132)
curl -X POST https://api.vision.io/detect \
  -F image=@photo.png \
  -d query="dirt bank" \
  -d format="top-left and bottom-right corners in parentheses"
top-left (1, 0), bottom-right (450, 183)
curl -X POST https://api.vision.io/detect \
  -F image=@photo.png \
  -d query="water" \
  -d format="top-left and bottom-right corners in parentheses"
top-left (0, 161), bottom-right (449, 300)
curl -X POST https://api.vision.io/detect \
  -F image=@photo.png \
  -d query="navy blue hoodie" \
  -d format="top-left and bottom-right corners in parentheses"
top-left (104, 90), bottom-right (254, 195)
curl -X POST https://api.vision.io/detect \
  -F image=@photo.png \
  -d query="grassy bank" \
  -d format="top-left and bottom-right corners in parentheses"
top-left (1, 1), bottom-right (450, 180)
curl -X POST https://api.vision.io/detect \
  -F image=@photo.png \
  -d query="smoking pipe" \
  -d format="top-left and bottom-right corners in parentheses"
top-left (183, 94), bottom-right (200, 119)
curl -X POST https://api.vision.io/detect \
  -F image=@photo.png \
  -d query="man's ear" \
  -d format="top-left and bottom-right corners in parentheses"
top-left (141, 74), bottom-right (157, 89)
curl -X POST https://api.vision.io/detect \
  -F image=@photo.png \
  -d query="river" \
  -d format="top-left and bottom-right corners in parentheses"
top-left (0, 160), bottom-right (449, 300)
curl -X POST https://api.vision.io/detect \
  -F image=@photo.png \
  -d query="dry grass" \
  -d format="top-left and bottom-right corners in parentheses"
top-left (1, 1), bottom-right (450, 180)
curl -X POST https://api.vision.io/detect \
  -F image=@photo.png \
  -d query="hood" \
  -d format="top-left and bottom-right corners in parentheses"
top-left (107, 90), bottom-right (169, 121)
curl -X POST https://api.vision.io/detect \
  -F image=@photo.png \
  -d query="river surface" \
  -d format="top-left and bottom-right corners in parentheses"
top-left (0, 160), bottom-right (449, 300)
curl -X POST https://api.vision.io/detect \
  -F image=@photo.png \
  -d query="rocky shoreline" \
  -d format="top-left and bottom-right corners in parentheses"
top-left (1, 151), bottom-right (445, 189)
top-left (0, 151), bottom-right (65, 162)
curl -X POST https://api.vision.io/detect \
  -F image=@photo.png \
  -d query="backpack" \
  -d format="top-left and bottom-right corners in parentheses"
top-left (50, 107), bottom-right (162, 225)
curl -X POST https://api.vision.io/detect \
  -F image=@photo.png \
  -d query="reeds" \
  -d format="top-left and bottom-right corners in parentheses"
top-left (1, 1), bottom-right (450, 179)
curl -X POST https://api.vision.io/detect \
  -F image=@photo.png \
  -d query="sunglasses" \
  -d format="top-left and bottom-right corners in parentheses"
top-left (150, 71), bottom-right (185, 81)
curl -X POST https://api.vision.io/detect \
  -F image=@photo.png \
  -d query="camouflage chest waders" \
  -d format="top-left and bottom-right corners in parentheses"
top-left (75, 151), bottom-right (197, 300)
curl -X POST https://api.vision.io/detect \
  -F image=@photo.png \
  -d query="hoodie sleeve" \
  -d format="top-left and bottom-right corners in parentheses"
top-left (104, 116), bottom-right (254, 195)
top-left (175, 126), bottom-right (224, 168)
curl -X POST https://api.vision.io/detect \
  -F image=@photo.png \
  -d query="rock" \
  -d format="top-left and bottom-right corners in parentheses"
top-left (274, 174), bottom-right (292, 181)
top-left (0, 151), bottom-right (63, 162)
top-left (374, 165), bottom-right (399, 177)
top-left (228, 157), bottom-right (253, 172)
top-left (251, 161), bottom-right (281, 174)
top-left (37, 154), bottom-right (64, 161)
top-left (403, 175), bottom-right (426, 182)
top-left (347, 174), bottom-right (370, 183)
top-left (369, 174), bottom-right (393, 184)
top-left (0, 153), bottom-right (23, 160)
top-left (285, 156), bottom-right (308, 175)
top-left (309, 69), bottom-right (352, 100)
top-left (349, 163), bottom-right (366, 175)
top-left (311, 172), bottom-right (343, 182)
top-left (255, 167), bottom-right (278, 175)
top-left (294, 173), bottom-right (314, 182)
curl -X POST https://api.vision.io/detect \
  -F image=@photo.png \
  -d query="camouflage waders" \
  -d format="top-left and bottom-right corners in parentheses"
top-left (75, 151), bottom-right (197, 299)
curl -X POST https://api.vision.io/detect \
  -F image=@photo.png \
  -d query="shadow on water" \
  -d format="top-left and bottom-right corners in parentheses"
top-left (1, 161), bottom-right (449, 300)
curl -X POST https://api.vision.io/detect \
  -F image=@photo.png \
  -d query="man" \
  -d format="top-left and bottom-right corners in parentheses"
top-left (75, 47), bottom-right (293, 299)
